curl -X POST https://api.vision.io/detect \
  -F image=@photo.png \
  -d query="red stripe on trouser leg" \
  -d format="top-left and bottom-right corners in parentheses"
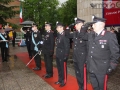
top-left (104, 75), bottom-right (108, 90)
top-left (84, 64), bottom-right (87, 90)
top-left (64, 62), bottom-right (67, 84)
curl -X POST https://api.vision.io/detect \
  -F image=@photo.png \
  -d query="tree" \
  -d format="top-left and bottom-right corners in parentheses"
top-left (57, 0), bottom-right (77, 26)
top-left (22, 0), bottom-right (77, 28)
top-left (0, 0), bottom-right (19, 25)
top-left (23, 0), bottom-right (59, 27)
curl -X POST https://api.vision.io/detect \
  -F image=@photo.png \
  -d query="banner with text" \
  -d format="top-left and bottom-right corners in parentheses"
top-left (103, 0), bottom-right (120, 26)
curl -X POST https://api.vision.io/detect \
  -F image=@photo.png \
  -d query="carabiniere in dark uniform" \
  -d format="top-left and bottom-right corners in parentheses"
top-left (55, 22), bottom-right (70, 87)
top-left (0, 28), bottom-right (9, 62)
top-left (67, 18), bottom-right (87, 90)
top-left (31, 24), bottom-right (43, 70)
top-left (87, 16), bottom-right (120, 90)
top-left (42, 22), bottom-right (55, 78)
top-left (24, 28), bottom-right (32, 59)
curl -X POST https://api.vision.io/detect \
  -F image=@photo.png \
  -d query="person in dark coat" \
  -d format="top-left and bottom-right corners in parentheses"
top-left (54, 22), bottom-right (70, 87)
top-left (12, 30), bottom-right (16, 47)
top-left (0, 28), bottom-right (9, 62)
top-left (31, 24), bottom-right (43, 70)
top-left (66, 18), bottom-right (87, 90)
top-left (42, 22), bottom-right (55, 78)
top-left (24, 28), bottom-right (32, 59)
top-left (117, 28), bottom-right (120, 45)
top-left (87, 16), bottom-right (120, 90)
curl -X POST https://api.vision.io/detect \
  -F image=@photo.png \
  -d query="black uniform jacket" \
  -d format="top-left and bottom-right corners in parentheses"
top-left (42, 30), bottom-right (55, 54)
top-left (68, 28), bottom-right (88, 62)
top-left (0, 33), bottom-right (9, 48)
top-left (31, 31), bottom-right (42, 51)
top-left (56, 31), bottom-right (70, 59)
top-left (87, 30), bottom-right (120, 74)
top-left (25, 31), bottom-right (32, 44)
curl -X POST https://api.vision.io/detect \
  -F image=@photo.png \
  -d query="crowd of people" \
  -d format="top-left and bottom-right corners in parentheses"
top-left (0, 15), bottom-right (120, 90)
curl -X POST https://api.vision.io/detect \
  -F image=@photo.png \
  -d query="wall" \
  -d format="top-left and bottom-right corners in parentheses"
top-left (6, 0), bottom-right (21, 31)
top-left (77, 0), bottom-right (102, 22)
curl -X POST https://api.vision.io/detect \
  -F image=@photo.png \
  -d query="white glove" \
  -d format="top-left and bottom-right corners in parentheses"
top-left (40, 41), bottom-right (43, 44)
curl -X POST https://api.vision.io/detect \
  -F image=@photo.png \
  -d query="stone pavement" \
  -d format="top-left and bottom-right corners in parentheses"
top-left (0, 45), bottom-right (120, 90)
top-left (0, 46), bottom-right (54, 90)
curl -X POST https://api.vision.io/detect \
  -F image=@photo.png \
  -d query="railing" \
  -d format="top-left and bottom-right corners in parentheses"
top-left (9, 32), bottom-right (25, 44)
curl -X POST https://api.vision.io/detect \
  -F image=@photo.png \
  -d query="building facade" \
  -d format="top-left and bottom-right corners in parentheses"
top-left (77, 0), bottom-right (120, 30)
top-left (77, 0), bottom-right (103, 22)
top-left (6, 0), bottom-right (20, 26)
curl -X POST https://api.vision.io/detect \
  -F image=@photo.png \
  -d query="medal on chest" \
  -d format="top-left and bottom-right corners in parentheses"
top-left (46, 35), bottom-right (49, 38)
top-left (58, 39), bottom-right (61, 43)
top-left (101, 45), bottom-right (104, 48)
top-left (99, 40), bottom-right (107, 48)
top-left (45, 35), bottom-right (49, 40)
top-left (34, 34), bottom-right (37, 38)
top-left (56, 38), bottom-right (60, 43)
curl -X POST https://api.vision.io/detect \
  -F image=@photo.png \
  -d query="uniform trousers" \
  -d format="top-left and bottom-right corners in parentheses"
top-left (73, 51), bottom-right (86, 90)
top-left (56, 57), bottom-right (67, 84)
top-left (32, 51), bottom-right (41, 68)
top-left (12, 39), bottom-right (15, 47)
top-left (1, 47), bottom-right (8, 61)
top-left (74, 62), bottom-right (84, 90)
top-left (44, 54), bottom-right (53, 76)
top-left (26, 42), bottom-right (32, 57)
top-left (89, 72), bottom-right (106, 90)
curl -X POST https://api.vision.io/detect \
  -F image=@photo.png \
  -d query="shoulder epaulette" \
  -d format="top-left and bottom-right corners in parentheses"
top-left (101, 30), bottom-right (106, 36)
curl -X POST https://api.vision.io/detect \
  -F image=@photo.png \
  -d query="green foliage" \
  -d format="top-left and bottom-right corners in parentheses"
top-left (22, 0), bottom-right (77, 29)
top-left (57, 0), bottom-right (77, 26)
top-left (23, 0), bottom-right (59, 28)
top-left (0, 0), bottom-right (19, 24)
top-left (9, 23), bottom-right (19, 29)
top-left (0, 0), bottom-right (13, 5)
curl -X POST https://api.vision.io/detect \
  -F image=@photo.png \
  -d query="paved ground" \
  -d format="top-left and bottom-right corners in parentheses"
top-left (0, 46), bottom-right (54, 90)
top-left (0, 45), bottom-right (120, 90)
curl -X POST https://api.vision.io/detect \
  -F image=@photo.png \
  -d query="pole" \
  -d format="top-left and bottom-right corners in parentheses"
top-left (26, 50), bottom-right (41, 66)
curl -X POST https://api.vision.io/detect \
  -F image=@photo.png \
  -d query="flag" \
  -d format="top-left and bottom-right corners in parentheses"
top-left (20, 3), bottom-right (23, 23)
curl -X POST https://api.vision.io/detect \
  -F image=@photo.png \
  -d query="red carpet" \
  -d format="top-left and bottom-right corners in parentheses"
top-left (16, 52), bottom-right (93, 90)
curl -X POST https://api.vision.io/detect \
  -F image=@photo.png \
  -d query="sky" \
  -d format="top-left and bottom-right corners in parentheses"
top-left (59, 0), bottom-right (68, 4)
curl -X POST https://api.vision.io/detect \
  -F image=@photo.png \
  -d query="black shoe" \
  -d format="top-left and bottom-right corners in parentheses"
top-left (42, 74), bottom-right (48, 77)
top-left (54, 81), bottom-right (61, 84)
top-left (59, 83), bottom-right (65, 87)
top-left (33, 67), bottom-right (41, 71)
top-left (45, 74), bottom-right (53, 78)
